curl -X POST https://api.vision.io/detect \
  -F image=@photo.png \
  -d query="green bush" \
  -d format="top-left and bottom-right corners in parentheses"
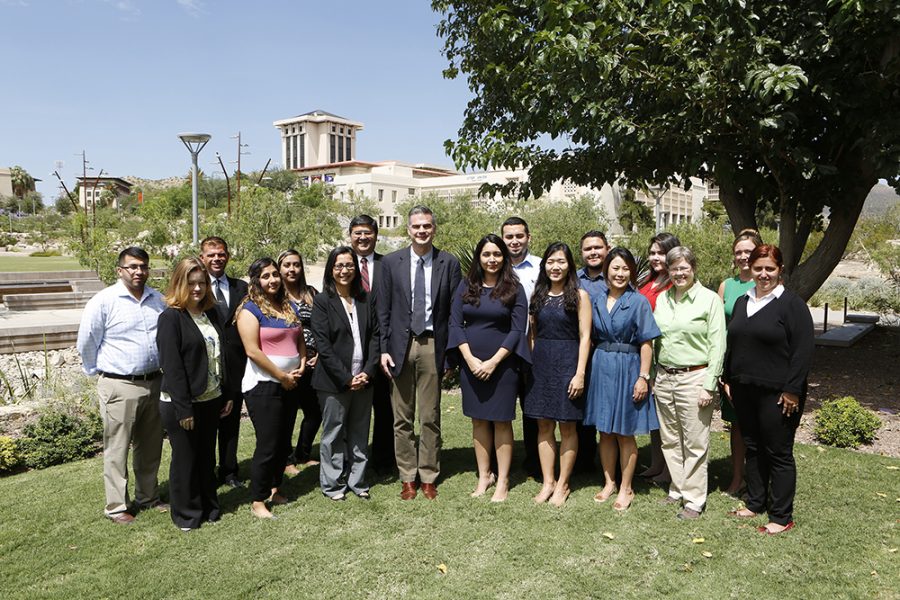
top-left (29, 249), bottom-right (61, 257)
top-left (809, 277), bottom-right (900, 315)
top-left (0, 436), bottom-right (20, 473)
top-left (19, 410), bottom-right (102, 469)
top-left (814, 396), bottom-right (881, 448)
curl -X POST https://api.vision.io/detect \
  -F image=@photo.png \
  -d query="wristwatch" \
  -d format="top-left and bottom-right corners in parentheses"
top-left (639, 373), bottom-right (650, 382)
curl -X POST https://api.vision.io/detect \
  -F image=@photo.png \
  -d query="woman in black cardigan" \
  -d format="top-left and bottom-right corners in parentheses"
top-left (722, 245), bottom-right (814, 534)
top-left (157, 258), bottom-right (234, 530)
top-left (310, 246), bottom-right (380, 500)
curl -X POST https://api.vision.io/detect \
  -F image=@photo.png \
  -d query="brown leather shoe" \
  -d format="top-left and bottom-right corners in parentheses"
top-left (421, 482), bottom-right (438, 500)
top-left (107, 512), bottom-right (135, 525)
top-left (400, 481), bottom-right (418, 500)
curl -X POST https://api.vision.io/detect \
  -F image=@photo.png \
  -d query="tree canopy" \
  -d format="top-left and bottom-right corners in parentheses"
top-left (433, 0), bottom-right (900, 298)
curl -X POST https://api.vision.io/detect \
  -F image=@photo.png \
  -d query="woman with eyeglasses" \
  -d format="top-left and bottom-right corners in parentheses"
top-left (448, 233), bottom-right (530, 502)
top-left (652, 246), bottom-right (726, 520)
top-left (310, 246), bottom-right (380, 500)
top-left (717, 229), bottom-right (763, 497)
top-left (277, 250), bottom-right (322, 474)
top-left (722, 245), bottom-right (813, 534)
top-left (236, 258), bottom-right (307, 519)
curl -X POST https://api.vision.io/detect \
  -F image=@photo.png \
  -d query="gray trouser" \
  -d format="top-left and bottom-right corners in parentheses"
top-left (318, 387), bottom-right (373, 497)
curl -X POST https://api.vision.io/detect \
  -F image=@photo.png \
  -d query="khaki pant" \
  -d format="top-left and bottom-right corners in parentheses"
top-left (654, 368), bottom-right (712, 512)
top-left (97, 376), bottom-right (163, 515)
top-left (391, 336), bottom-right (441, 484)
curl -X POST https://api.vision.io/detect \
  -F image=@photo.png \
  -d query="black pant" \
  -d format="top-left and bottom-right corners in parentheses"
top-left (732, 382), bottom-right (803, 525)
top-left (290, 371), bottom-right (322, 464)
top-left (245, 381), bottom-right (297, 502)
top-left (369, 370), bottom-right (396, 473)
top-left (160, 398), bottom-right (221, 529)
top-left (216, 392), bottom-right (243, 483)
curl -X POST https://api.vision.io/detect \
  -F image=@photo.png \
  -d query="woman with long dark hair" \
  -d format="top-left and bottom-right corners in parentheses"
top-left (310, 246), bottom-right (380, 500)
top-left (157, 258), bottom-right (234, 530)
top-left (523, 242), bottom-right (591, 507)
top-left (448, 233), bottom-right (530, 502)
top-left (236, 258), bottom-right (307, 519)
top-left (723, 245), bottom-right (813, 534)
top-left (637, 231), bottom-right (681, 483)
top-left (278, 249), bottom-right (322, 474)
top-left (717, 229), bottom-right (763, 497)
top-left (584, 248), bottom-right (661, 511)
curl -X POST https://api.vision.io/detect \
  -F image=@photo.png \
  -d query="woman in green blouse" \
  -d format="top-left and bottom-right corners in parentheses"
top-left (717, 229), bottom-right (763, 497)
top-left (653, 247), bottom-right (726, 520)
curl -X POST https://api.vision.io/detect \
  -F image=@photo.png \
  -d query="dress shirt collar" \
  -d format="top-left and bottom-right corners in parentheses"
top-left (513, 253), bottom-right (541, 270)
top-left (113, 279), bottom-right (157, 303)
top-left (409, 246), bottom-right (433, 266)
top-left (577, 267), bottom-right (605, 282)
top-left (747, 283), bottom-right (785, 303)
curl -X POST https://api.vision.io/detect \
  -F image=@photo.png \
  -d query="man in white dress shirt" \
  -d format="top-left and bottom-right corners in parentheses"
top-left (77, 247), bottom-right (167, 524)
top-left (500, 216), bottom-right (543, 477)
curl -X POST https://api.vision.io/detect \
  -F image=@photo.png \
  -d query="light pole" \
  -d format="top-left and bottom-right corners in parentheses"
top-left (178, 132), bottom-right (211, 245)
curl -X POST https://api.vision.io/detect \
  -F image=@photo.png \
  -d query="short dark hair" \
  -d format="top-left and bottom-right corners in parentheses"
top-left (118, 247), bottom-right (149, 266)
top-left (349, 214), bottom-right (378, 235)
top-left (407, 205), bottom-right (434, 225)
top-left (580, 230), bottom-right (608, 247)
top-left (501, 216), bottom-right (529, 235)
top-left (200, 236), bottom-right (229, 254)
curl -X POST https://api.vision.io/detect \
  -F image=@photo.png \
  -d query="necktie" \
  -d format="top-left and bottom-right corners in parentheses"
top-left (214, 278), bottom-right (227, 305)
top-left (411, 257), bottom-right (426, 336)
top-left (360, 256), bottom-right (370, 292)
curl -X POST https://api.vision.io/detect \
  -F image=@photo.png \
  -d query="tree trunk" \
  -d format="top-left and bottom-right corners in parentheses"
top-left (718, 176), bottom-right (757, 234)
top-left (784, 178), bottom-right (874, 300)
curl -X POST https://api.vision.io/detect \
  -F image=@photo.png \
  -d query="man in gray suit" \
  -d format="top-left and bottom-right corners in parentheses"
top-left (378, 205), bottom-right (461, 500)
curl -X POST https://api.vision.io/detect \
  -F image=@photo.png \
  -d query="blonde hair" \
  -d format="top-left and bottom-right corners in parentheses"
top-left (164, 257), bottom-right (216, 312)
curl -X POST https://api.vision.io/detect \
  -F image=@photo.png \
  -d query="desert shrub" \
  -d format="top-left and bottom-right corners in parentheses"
top-left (809, 277), bottom-right (900, 314)
top-left (29, 249), bottom-right (61, 257)
top-left (814, 396), bottom-right (881, 448)
top-left (0, 436), bottom-right (20, 473)
top-left (19, 409), bottom-right (102, 469)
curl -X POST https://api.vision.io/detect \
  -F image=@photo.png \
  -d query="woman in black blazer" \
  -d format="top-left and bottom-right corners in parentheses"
top-left (722, 245), bottom-right (814, 534)
top-left (157, 258), bottom-right (234, 531)
top-left (310, 246), bottom-right (380, 500)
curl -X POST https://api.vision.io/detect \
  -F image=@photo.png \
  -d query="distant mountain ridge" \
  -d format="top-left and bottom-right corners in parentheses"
top-left (863, 183), bottom-right (900, 216)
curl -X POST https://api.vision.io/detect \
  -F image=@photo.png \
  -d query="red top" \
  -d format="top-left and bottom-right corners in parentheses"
top-left (638, 279), bottom-right (672, 311)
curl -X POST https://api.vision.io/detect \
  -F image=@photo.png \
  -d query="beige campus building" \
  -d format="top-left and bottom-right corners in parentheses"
top-left (274, 111), bottom-right (711, 234)
top-left (0, 168), bottom-right (13, 199)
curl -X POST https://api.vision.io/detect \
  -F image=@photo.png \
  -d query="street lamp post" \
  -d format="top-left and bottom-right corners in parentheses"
top-left (178, 132), bottom-right (211, 245)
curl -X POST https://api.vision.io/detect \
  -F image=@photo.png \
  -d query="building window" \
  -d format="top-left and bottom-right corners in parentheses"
top-left (392, 190), bottom-right (397, 203)
top-left (408, 188), bottom-right (416, 196)
top-left (338, 136), bottom-right (344, 162)
top-left (298, 134), bottom-right (305, 168)
top-left (345, 136), bottom-right (351, 160)
top-left (378, 189), bottom-right (384, 201)
top-left (287, 137), bottom-right (294, 169)
top-left (330, 135), bottom-right (336, 163)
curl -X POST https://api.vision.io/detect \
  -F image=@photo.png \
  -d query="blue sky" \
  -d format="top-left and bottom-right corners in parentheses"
top-left (0, 0), bottom-right (473, 201)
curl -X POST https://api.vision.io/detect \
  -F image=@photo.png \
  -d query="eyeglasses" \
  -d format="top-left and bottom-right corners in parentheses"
top-left (670, 266), bottom-right (693, 274)
top-left (333, 264), bottom-right (356, 272)
top-left (119, 264), bottom-right (149, 272)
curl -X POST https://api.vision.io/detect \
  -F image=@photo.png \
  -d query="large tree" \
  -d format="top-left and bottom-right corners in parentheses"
top-left (433, 0), bottom-right (900, 299)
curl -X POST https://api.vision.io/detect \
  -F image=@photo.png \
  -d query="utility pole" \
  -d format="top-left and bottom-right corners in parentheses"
top-left (215, 152), bottom-right (232, 217)
top-left (231, 132), bottom-right (250, 213)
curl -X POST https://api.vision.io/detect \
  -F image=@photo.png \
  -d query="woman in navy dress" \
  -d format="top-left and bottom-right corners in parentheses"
top-left (524, 242), bottom-right (591, 507)
top-left (585, 248), bottom-right (661, 511)
top-left (448, 234), bottom-right (530, 502)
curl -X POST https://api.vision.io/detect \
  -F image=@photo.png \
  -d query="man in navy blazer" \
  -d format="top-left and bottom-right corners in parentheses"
top-left (200, 236), bottom-right (250, 488)
top-left (349, 214), bottom-right (395, 475)
top-left (378, 206), bottom-right (461, 500)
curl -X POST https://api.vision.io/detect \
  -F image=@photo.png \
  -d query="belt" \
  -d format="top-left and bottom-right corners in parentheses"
top-left (412, 331), bottom-right (434, 339)
top-left (99, 370), bottom-right (161, 381)
top-left (658, 364), bottom-right (707, 375)
top-left (596, 342), bottom-right (639, 354)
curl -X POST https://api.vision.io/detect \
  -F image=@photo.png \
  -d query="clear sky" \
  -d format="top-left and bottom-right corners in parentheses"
top-left (0, 0), bottom-right (473, 201)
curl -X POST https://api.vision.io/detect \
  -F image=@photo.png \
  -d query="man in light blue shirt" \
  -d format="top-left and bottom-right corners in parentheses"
top-left (501, 216), bottom-right (543, 477)
top-left (77, 247), bottom-right (167, 524)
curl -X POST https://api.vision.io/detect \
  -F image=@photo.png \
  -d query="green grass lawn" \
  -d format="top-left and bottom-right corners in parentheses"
top-left (0, 255), bottom-right (82, 272)
top-left (0, 391), bottom-right (897, 599)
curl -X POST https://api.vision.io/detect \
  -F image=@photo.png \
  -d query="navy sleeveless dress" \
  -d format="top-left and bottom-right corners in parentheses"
top-left (524, 295), bottom-right (584, 421)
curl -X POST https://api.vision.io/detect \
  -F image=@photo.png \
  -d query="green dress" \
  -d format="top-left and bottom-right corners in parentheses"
top-left (721, 276), bottom-right (755, 422)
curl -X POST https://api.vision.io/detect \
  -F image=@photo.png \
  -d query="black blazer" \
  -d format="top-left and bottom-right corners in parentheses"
top-left (157, 307), bottom-right (234, 421)
top-left (219, 276), bottom-right (249, 383)
top-left (377, 246), bottom-right (462, 377)
top-left (310, 291), bottom-right (380, 393)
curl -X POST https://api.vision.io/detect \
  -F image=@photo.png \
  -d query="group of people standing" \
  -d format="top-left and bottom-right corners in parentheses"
top-left (77, 204), bottom-right (813, 536)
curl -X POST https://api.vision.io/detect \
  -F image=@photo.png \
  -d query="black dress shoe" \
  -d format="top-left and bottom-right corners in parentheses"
top-left (224, 477), bottom-right (245, 489)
